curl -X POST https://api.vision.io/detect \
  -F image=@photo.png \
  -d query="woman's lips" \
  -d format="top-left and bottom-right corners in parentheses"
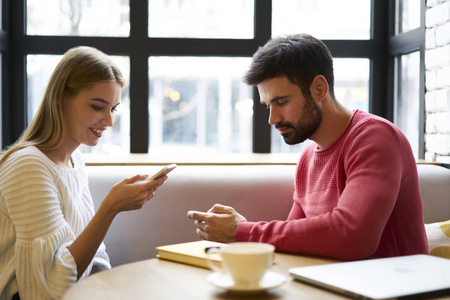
top-left (90, 127), bottom-right (105, 138)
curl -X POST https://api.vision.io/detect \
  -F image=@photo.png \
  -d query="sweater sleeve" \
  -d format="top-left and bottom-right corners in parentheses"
top-left (236, 120), bottom-right (407, 260)
top-left (2, 153), bottom-right (78, 300)
top-left (74, 151), bottom-right (111, 272)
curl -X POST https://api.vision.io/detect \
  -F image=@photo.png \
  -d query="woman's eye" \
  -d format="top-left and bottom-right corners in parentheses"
top-left (92, 105), bottom-right (103, 111)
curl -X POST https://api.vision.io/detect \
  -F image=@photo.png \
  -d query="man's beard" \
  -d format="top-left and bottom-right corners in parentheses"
top-left (276, 95), bottom-right (322, 145)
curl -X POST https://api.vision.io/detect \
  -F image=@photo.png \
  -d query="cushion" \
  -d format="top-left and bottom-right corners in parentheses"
top-left (425, 220), bottom-right (450, 258)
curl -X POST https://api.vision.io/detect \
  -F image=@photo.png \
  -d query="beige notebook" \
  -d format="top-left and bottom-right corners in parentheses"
top-left (156, 240), bottom-right (225, 269)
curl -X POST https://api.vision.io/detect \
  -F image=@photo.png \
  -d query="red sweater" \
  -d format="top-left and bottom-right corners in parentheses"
top-left (236, 110), bottom-right (428, 260)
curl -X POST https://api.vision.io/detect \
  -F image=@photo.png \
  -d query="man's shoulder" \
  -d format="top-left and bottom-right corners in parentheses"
top-left (350, 110), bottom-right (406, 139)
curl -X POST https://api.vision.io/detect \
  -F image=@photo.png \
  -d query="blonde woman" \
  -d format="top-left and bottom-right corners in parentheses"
top-left (0, 47), bottom-right (167, 300)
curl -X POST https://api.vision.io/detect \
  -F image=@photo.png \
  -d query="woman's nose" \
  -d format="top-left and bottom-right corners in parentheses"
top-left (101, 112), bottom-right (114, 127)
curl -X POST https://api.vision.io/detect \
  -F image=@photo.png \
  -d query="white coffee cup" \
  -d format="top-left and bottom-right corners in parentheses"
top-left (206, 242), bottom-right (275, 287)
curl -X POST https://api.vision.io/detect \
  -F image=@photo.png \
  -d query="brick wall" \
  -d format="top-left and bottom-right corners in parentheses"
top-left (425, 0), bottom-right (450, 163)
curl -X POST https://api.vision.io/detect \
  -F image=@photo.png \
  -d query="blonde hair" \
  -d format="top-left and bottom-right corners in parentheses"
top-left (0, 46), bottom-right (126, 165)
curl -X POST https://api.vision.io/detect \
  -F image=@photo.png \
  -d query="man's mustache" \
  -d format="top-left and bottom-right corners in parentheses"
top-left (275, 123), bottom-right (295, 129)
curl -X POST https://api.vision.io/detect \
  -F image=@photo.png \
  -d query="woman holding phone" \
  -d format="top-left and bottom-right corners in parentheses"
top-left (0, 46), bottom-right (167, 300)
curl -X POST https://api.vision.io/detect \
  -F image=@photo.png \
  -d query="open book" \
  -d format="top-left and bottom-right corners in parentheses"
top-left (156, 240), bottom-right (226, 269)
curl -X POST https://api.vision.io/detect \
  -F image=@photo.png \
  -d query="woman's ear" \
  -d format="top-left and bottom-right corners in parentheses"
top-left (310, 75), bottom-right (329, 100)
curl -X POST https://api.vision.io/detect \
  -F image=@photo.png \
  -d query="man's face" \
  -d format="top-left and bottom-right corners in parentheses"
top-left (258, 76), bottom-right (322, 145)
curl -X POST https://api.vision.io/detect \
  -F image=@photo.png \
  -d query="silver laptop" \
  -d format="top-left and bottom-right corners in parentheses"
top-left (289, 254), bottom-right (450, 299)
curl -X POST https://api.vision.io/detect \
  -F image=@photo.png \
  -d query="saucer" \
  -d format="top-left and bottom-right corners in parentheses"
top-left (206, 271), bottom-right (290, 293)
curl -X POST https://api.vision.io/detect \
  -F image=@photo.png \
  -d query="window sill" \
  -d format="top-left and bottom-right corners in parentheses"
top-left (82, 153), bottom-right (441, 167)
top-left (82, 153), bottom-right (300, 166)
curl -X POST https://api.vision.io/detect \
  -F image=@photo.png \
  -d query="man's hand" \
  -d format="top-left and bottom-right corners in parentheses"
top-left (187, 204), bottom-right (247, 243)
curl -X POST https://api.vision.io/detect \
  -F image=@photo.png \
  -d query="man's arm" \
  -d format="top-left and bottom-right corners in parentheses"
top-left (229, 121), bottom-right (408, 260)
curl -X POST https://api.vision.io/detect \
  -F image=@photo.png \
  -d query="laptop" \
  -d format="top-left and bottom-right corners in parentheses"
top-left (289, 254), bottom-right (450, 299)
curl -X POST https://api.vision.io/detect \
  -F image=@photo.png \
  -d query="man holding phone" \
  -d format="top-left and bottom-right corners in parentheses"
top-left (187, 34), bottom-right (428, 260)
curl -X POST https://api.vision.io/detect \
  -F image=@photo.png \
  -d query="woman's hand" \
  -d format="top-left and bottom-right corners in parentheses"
top-left (70, 174), bottom-right (167, 279)
top-left (102, 174), bottom-right (167, 216)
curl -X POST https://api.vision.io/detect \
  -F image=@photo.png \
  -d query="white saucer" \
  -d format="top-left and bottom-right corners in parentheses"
top-left (206, 271), bottom-right (290, 293)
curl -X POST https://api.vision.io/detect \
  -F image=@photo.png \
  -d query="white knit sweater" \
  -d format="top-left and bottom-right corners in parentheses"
top-left (0, 146), bottom-right (110, 300)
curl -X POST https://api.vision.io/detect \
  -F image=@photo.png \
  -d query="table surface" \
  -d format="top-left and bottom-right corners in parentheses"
top-left (63, 252), bottom-right (450, 300)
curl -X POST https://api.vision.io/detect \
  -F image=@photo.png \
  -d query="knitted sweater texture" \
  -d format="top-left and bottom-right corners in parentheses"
top-left (236, 110), bottom-right (428, 260)
top-left (0, 146), bottom-right (110, 300)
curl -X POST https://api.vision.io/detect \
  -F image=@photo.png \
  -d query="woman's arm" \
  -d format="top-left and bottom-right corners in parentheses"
top-left (68, 174), bottom-right (167, 279)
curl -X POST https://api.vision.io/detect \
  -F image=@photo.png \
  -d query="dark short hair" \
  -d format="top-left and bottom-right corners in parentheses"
top-left (244, 33), bottom-right (335, 99)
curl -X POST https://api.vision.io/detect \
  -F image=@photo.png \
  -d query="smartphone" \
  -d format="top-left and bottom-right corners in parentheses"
top-left (148, 164), bottom-right (177, 180)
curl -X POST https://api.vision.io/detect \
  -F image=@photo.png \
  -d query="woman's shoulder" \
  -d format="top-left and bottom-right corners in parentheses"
top-left (1, 146), bottom-right (57, 176)
top-left (0, 146), bottom-right (58, 187)
top-left (6, 146), bottom-right (47, 163)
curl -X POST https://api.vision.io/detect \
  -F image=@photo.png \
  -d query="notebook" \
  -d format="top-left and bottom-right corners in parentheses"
top-left (289, 254), bottom-right (450, 299)
top-left (156, 240), bottom-right (225, 268)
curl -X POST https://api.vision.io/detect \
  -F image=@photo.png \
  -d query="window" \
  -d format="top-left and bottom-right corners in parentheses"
top-left (391, 0), bottom-right (425, 158)
top-left (395, 52), bottom-right (420, 157)
top-left (27, 0), bottom-right (129, 37)
top-left (1, 0), bottom-right (426, 159)
top-left (148, 0), bottom-right (254, 39)
top-left (148, 56), bottom-right (252, 154)
top-left (396, 0), bottom-right (421, 34)
top-left (272, 0), bottom-right (371, 40)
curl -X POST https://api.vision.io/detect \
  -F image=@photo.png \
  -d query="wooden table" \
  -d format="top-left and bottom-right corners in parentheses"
top-left (62, 252), bottom-right (450, 300)
top-left (62, 252), bottom-right (350, 300)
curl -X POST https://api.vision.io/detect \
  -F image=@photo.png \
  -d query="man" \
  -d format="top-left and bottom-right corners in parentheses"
top-left (187, 34), bottom-right (428, 260)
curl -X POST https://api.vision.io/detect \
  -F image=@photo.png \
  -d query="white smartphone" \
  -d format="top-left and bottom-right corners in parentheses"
top-left (148, 164), bottom-right (177, 180)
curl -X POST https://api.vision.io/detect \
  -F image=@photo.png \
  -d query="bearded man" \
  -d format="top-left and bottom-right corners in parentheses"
top-left (187, 34), bottom-right (428, 260)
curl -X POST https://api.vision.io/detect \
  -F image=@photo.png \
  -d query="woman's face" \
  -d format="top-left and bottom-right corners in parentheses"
top-left (65, 81), bottom-right (122, 148)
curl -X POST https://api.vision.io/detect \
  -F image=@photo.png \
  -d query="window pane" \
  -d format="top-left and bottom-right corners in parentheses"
top-left (271, 58), bottom-right (370, 153)
top-left (148, 0), bottom-right (254, 39)
top-left (149, 57), bottom-right (252, 154)
top-left (26, 55), bottom-right (130, 154)
top-left (27, 0), bottom-right (130, 37)
top-left (396, 0), bottom-right (421, 33)
top-left (272, 0), bottom-right (371, 40)
top-left (395, 52), bottom-right (420, 157)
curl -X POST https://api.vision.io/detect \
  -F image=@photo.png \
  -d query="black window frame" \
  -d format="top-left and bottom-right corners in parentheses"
top-left (389, 0), bottom-right (426, 158)
top-left (0, 0), bottom-right (424, 158)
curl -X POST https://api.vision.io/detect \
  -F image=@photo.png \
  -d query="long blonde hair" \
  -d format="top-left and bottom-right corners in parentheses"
top-left (0, 46), bottom-right (126, 165)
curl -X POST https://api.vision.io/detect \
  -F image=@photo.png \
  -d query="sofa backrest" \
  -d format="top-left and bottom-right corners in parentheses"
top-left (87, 165), bottom-right (296, 266)
top-left (417, 164), bottom-right (450, 223)
top-left (86, 163), bottom-right (450, 266)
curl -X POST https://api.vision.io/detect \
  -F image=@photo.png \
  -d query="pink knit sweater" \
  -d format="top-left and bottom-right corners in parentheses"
top-left (236, 110), bottom-right (428, 260)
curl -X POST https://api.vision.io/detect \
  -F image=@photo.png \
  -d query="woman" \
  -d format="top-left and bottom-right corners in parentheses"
top-left (0, 46), bottom-right (167, 300)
